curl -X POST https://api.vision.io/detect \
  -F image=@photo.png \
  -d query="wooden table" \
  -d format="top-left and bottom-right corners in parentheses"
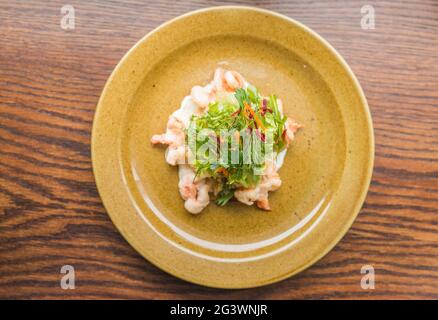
top-left (1, 0), bottom-right (437, 300)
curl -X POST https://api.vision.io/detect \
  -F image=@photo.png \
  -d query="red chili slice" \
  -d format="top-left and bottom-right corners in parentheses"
top-left (255, 129), bottom-right (266, 142)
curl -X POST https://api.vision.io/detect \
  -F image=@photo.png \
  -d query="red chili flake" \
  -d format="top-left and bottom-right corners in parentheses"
top-left (255, 129), bottom-right (266, 142)
top-left (260, 99), bottom-right (267, 115)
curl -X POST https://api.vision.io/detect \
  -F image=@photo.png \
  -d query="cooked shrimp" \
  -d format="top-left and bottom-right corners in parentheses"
top-left (212, 68), bottom-right (246, 92)
top-left (151, 116), bottom-right (184, 145)
top-left (224, 70), bottom-right (245, 90)
top-left (213, 67), bottom-right (226, 92)
top-left (256, 161), bottom-right (282, 210)
top-left (178, 165), bottom-right (197, 199)
top-left (255, 199), bottom-right (269, 210)
top-left (185, 181), bottom-right (210, 214)
top-left (234, 186), bottom-right (262, 206)
top-left (151, 115), bottom-right (186, 165)
top-left (191, 85), bottom-right (210, 108)
top-left (165, 145), bottom-right (186, 166)
top-left (178, 165), bottom-right (210, 214)
top-left (234, 161), bottom-right (282, 211)
top-left (284, 117), bottom-right (303, 146)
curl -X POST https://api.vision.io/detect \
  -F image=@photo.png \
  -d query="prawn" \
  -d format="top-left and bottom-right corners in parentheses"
top-left (284, 118), bottom-right (303, 146)
top-left (234, 161), bottom-right (282, 211)
top-left (151, 115), bottom-right (186, 165)
top-left (190, 85), bottom-right (210, 109)
top-left (178, 165), bottom-right (210, 214)
top-left (212, 68), bottom-right (246, 92)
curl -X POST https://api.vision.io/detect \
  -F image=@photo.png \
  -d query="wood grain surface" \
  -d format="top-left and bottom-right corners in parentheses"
top-left (0, 0), bottom-right (437, 299)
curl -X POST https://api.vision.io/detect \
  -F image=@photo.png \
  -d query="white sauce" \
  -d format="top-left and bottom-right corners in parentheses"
top-left (276, 149), bottom-right (287, 169)
top-left (172, 96), bottom-right (199, 128)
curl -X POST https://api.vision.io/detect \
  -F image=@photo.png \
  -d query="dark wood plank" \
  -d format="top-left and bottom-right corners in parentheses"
top-left (0, 0), bottom-right (437, 299)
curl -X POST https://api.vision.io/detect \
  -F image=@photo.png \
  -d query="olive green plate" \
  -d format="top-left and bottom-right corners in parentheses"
top-left (92, 6), bottom-right (374, 288)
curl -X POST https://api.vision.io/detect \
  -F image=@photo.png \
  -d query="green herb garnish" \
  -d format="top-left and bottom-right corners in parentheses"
top-left (187, 86), bottom-right (288, 206)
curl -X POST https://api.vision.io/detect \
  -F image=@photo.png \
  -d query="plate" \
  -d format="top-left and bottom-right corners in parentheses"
top-left (92, 6), bottom-right (374, 288)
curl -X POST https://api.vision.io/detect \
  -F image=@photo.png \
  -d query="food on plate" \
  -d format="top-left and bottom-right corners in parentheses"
top-left (151, 68), bottom-right (302, 214)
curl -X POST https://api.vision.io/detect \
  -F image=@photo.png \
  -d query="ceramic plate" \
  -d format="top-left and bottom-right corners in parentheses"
top-left (92, 6), bottom-right (374, 288)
